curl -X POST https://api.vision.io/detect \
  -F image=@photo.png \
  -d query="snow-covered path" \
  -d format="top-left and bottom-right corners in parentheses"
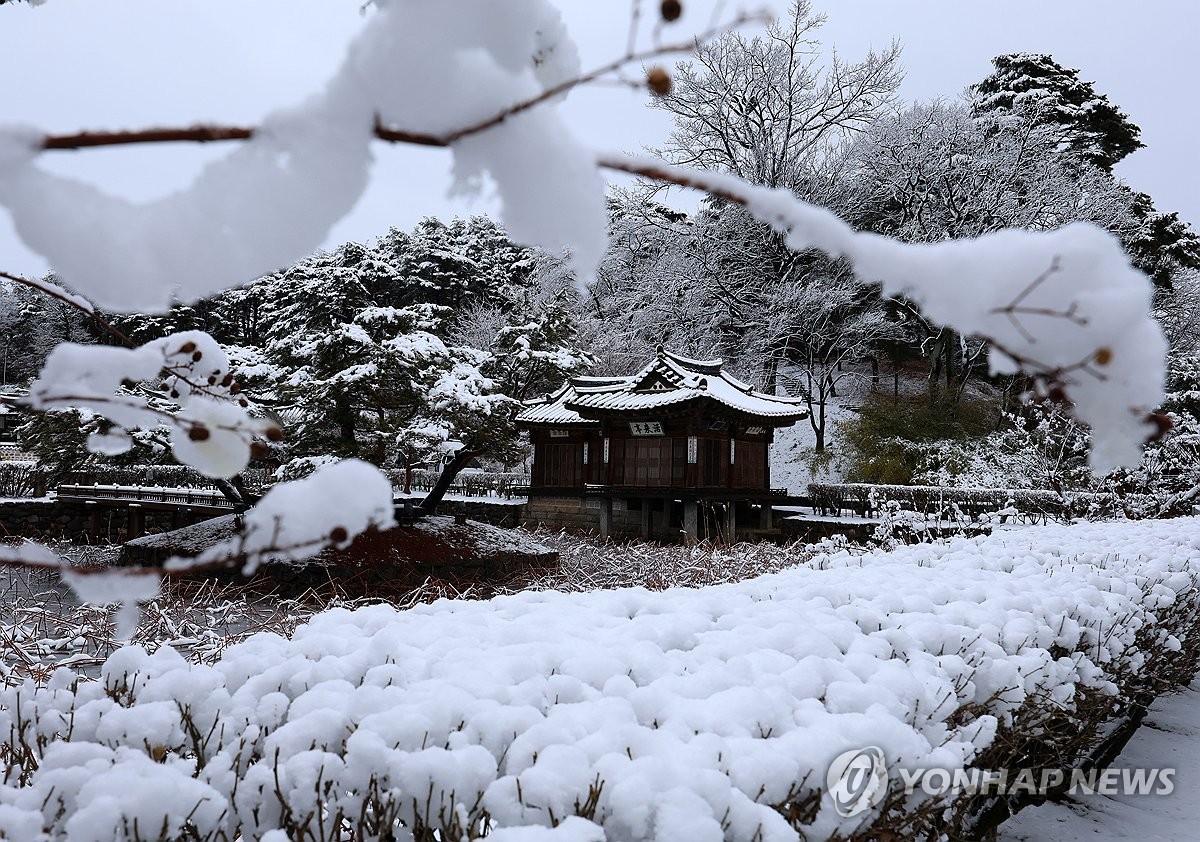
top-left (1000, 678), bottom-right (1200, 841)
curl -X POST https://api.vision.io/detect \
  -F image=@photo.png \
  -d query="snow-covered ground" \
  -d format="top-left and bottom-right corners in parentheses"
top-left (1000, 678), bottom-right (1200, 841)
top-left (2, 518), bottom-right (1198, 840)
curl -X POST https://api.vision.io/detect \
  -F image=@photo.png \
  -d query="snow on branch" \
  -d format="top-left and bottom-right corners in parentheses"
top-left (0, 3), bottom-right (764, 313)
top-left (26, 331), bottom-right (277, 478)
top-left (0, 268), bottom-right (94, 314)
top-left (165, 458), bottom-right (396, 576)
top-left (598, 152), bottom-right (1165, 471)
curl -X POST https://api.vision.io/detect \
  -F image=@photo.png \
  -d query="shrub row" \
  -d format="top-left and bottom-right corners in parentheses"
top-left (807, 481), bottom-right (1116, 521)
top-left (1, 520), bottom-right (1198, 840)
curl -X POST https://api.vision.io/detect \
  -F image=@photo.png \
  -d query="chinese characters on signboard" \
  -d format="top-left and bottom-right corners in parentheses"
top-left (687, 435), bottom-right (698, 464)
top-left (548, 429), bottom-right (569, 438)
top-left (603, 438), bottom-right (610, 464)
top-left (628, 421), bottom-right (664, 436)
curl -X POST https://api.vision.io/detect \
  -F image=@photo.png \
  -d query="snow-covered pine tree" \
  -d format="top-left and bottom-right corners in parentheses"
top-left (1123, 191), bottom-right (1200, 291)
top-left (971, 55), bottom-right (1199, 294)
top-left (0, 273), bottom-right (92, 384)
top-left (970, 52), bottom-right (1143, 171)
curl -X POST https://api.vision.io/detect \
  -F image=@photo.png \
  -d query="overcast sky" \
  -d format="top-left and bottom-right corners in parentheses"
top-left (0, 0), bottom-right (1195, 283)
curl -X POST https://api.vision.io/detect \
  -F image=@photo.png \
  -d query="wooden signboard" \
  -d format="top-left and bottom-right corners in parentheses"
top-left (628, 421), bottom-right (664, 436)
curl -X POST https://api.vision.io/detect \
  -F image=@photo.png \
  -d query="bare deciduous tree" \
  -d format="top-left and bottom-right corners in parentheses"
top-left (656, 0), bottom-right (903, 188)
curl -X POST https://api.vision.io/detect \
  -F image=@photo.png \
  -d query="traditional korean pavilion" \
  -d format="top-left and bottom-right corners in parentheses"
top-left (515, 348), bottom-right (808, 541)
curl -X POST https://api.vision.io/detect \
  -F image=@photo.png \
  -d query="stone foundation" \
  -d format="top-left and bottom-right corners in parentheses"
top-left (522, 496), bottom-right (778, 543)
top-left (0, 495), bottom-right (782, 548)
top-left (0, 499), bottom-right (220, 544)
top-left (412, 498), bottom-right (524, 528)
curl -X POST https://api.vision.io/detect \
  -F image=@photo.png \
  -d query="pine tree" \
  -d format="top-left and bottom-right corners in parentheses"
top-left (971, 53), bottom-right (1143, 171)
top-left (1123, 191), bottom-right (1200, 290)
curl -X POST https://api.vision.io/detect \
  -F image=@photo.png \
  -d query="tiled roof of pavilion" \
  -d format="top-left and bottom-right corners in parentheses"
top-left (515, 348), bottom-right (809, 426)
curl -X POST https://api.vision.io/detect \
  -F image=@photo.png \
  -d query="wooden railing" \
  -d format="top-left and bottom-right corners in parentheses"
top-left (388, 469), bottom-right (529, 499)
top-left (56, 484), bottom-right (237, 509)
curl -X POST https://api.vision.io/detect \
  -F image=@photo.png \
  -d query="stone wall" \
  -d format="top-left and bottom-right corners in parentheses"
top-left (0, 499), bottom-right (217, 544)
top-left (0, 500), bottom-right (88, 541)
top-left (521, 496), bottom-right (688, 541)
top-left (521, 496), bottom-right (595, 534)
top-left (420, 499), bottom-right (525, 528)
top-left (1, 495), bottom-right (784, 549)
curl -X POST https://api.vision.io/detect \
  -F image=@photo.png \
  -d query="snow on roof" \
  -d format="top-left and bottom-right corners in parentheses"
top-left (570, 375), bottom-right (629, 387)
top-left (657, 347), bottom-right (724, 375)
top-left (516, 348), bottom-right (808, 426)
top-left (513, 385), bottom-right (597, 426)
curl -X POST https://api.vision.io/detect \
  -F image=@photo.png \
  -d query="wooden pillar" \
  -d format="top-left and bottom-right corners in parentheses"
top-left (87, 502), bottom-right (101, 541)
top-left (762, 503), bottom-right (773, 530)
top-left (764, 433), bottom-right (772, 490)
top-left (598, 497), bottom-right (613, 539)
top-left (725, 501), bottom-right (736, 542)
top-left (683, 500), bottom-right (699, 542)
top-left (640, 499), bottom-right (651, 539)
top-left (727, 432), bottom-right (735, 490)
top-left (128, 504), bottom-right (144, 540)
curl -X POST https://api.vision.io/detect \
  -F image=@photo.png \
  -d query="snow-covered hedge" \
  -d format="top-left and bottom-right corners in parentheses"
top-left (807, 481), bottom-right (1115, 521)
top-left (2, 519), bottom-right (1199, 841)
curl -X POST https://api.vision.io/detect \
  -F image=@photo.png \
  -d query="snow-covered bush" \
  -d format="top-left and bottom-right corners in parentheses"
top-left (909, 355), bottom-right (1200, 518)
top-left (837, 392), bottom-right (1002, 485)
top-left (60, 464), bottom-right (273, 492)
top-left (0, 460), bottom-right (43, 497)
top-left (3, 519), bottom-right (1199, 841)
top-left (809, 481), bottom-right (1074, 521)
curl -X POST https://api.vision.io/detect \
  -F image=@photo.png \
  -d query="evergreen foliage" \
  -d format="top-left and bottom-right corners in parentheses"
top-left (970, 52), bottom-right (1143, 171)
top-left (6, 216), bottom-right (591, 489)
top-left (838, 393), bottom-right (1001, 485)
top-left (1124, 191), bottom-right (1200, 290)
